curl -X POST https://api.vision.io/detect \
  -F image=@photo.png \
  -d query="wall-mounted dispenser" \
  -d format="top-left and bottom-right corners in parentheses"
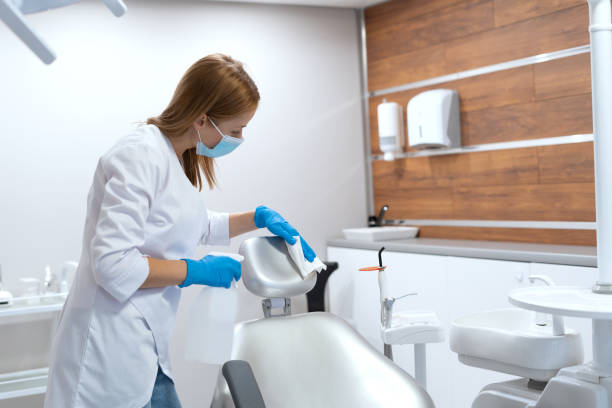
top-left (377, 99), bottom-right (405, 161)
top-left (407, 89), bottom-right (461, 149)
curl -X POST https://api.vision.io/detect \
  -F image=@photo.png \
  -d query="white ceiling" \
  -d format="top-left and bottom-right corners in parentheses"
top-left (210, 0), bottom-right (385, 8)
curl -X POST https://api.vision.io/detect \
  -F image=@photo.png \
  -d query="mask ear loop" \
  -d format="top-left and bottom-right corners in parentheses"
top-left (208, 117), bottom-right (225, 137)
top-left (207, 117), bottom-right (244, 145)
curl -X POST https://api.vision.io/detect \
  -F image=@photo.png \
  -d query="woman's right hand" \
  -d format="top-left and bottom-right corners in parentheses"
top-left (253, 205), bottom-right (316, 262)
top-left (180, 255), bottom-right (241, 288)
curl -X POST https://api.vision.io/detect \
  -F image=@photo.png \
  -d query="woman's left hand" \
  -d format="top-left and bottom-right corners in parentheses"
top-left (253, 205), bottom-right (316, 262)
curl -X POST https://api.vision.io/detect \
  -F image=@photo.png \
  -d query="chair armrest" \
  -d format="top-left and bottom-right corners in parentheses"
top-left (222, 360), bottom-right (266, 408)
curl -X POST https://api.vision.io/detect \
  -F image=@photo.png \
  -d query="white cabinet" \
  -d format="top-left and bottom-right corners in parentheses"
top-left (0, 295), bottom-right (65, 405)
top-left (326, 246), bottom-right (597, 408)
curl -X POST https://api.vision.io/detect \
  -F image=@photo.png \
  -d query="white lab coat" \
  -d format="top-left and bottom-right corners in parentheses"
top-left (44, 124), bottom-right (230, 408)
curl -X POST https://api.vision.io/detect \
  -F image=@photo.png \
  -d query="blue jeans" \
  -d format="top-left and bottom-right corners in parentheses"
top-left (143, 367), bottom-right (182, 408)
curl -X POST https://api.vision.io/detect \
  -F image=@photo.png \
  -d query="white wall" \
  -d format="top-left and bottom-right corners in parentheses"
top-left (0, 1), bottom-right (366, 406)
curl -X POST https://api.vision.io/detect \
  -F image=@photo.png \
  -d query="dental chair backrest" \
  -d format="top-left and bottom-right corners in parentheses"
top-left (240, 236), bottom-right (316, 296)
top-left (210, 236), bottom-right (435, 408)
top-left (239, 236), bottom-right (317, 317)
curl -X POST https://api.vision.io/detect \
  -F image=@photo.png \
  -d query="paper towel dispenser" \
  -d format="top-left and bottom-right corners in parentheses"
top-left (407, 89), bottom-right (461, 149)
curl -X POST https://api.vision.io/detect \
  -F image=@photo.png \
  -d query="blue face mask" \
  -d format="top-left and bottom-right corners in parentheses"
top-left (196, 118), bottom-right (243, 158)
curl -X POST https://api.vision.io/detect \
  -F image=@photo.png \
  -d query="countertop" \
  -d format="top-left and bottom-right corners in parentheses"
top-left (326, 237), bottom-right (597, 267)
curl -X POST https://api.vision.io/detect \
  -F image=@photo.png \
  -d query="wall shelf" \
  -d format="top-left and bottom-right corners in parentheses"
top-left (371, 134), bottom-right (594, 161)
top-left (0, 367), bottom-right (48, 400)
top-left (369, 45), bottom-right (590, 98)
top-left (0, 293), bottom-right (66, 318)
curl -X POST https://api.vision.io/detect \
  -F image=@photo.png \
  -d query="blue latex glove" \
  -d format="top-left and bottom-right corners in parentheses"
top-left (254, 205), bottom-right (316, 262)
top-left (180, 255), bottom-right (241, 288)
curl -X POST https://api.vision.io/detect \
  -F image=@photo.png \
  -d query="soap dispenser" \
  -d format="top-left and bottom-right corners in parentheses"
top-left (377, 99), bottom-right (405, 161)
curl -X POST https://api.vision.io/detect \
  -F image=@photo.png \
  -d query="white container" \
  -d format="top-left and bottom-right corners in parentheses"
top-left (407, 89), bottom-right (461, 149)
top-left (184, 284), bottom-right (238, 365)
top-left (0, 290), bottom-right (12, 307)
top-left (377, 99), bottom-right (405, 161)
top-left (0, 265), bottom-right (12, 306)
top-left (19, 278), bottom-right (41, 305)
top-left (342, 226), bottom-right (419, 241)
top-left (184, 252), bottom-right (243, 365)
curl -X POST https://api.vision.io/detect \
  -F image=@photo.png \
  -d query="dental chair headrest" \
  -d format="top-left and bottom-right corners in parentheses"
top-left (238, 236), bottom-right (317, 298)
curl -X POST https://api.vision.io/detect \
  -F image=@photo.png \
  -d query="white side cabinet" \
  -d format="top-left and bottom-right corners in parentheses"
top-left (326, 246), bottom-right (597, 408)
top-left (0, 294), bottom-right (65, 406)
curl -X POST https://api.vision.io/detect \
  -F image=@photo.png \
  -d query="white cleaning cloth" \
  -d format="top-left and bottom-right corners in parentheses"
top-left (286, 237), bottom-right (327, 279)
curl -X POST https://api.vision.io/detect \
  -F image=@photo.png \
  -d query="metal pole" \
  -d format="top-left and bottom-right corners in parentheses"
top-left (592, 319), bottom-right (612, 372)
top-left (356, 8), bottom-right (375, 218)
top-left (588, 0), bottom-right (612, 293)
top-left (414, 344), bottom-right (427, 389)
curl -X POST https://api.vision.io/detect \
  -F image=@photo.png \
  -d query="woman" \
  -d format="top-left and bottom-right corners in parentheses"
top-left (44, 54), bottom-right (316, 408)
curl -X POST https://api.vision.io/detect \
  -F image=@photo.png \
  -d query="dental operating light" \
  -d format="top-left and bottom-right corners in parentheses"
top-left (0, 0), bottom-right (127, 64)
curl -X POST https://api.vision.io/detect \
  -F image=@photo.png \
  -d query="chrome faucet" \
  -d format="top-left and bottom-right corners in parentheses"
top-left (381, 292), bottom-right (418, 329)
top-left (528, 274), bottom-right (565, 335)
top-left (376, 204), bottom-right (389, 227)
top-left (528, 275), bottom-right (555, 287)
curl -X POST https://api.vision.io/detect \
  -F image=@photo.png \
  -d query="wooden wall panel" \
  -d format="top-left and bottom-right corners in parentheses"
top-left (538, 142), bottom-right (595, 184)
top-left (365, 0), bottom-right (596, 246)
top-left (372, 147), bottom-right (540, 189)
top-left (365, 0), bottom-right (464, 30)
top-left (445, 6), bottom-right (589, 72)
top-left (374, 187), bottom-right (454, 219)
top-left (372, 143), bottom-right (595, 222)
top-left (368, 46), bottom-right (449, 93)
top-left (418, 226), bottom-right (596, 246)
top-left (463, 94), bottom-right (592, 145)
top-left (366, 1), bottom-right (590, 91)
top-left (367, 0), bottom-right (494, 63)
top-left (452, 183), bottom-right (594, 221)
top-left (374, 183), bottom-right (594, 221)
top-left (493, 0), bottom-right (585, 27)
top-left (369, 54), bottom-right (593, 153)
top-left (369, 65), bottom-right (535, 154)
top-left (535, 52), bottom-right (592, 100)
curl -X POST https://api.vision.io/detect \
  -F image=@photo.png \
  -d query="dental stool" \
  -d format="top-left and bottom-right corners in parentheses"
top-left (210, 236), bottom-right (435, 408)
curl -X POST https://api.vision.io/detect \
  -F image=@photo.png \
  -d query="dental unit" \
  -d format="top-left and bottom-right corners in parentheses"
top-left (359, 247), bottom-right (444, 390)
top-left (447, 1), bottom-right (612, 406)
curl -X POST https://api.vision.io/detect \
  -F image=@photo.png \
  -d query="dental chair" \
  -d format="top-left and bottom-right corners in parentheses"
top-left (210, 236), bottom-right (435, 408)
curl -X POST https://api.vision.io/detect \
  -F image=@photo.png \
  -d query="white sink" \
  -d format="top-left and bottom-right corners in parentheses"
top-left (450, 308), bottom-right (583, 381)
top-left (342, 226), bottom-right (419, 241)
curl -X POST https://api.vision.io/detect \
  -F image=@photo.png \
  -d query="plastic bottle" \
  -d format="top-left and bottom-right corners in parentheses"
top-left (184, 252), bottom-right (242, 365)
